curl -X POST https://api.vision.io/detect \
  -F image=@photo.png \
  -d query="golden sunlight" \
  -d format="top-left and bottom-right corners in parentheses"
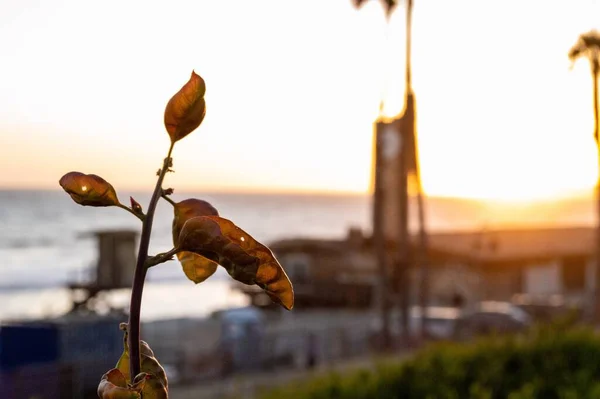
top-left (0, 0), bottom-right (598, 202)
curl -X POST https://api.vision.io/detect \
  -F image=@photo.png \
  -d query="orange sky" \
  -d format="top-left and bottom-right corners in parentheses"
top-left (0, 0), bottom-right (599, 201)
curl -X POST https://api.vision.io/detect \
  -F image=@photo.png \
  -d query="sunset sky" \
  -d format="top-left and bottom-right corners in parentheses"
top-left (1, 0), bottom-right (599, 201)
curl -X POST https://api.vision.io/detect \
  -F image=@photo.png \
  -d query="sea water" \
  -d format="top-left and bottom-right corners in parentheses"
top-left (0, 189), bottom-right (594, 322)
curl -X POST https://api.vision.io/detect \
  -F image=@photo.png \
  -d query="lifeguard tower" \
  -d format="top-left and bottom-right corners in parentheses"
top-left (67, 229), bottom-right (138, 314)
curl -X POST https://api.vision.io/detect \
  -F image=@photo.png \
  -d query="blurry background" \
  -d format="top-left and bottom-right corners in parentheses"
top-left (1, 0), bottom-right (600, 398)
top-left (2, 0), bottom-right (600, 198)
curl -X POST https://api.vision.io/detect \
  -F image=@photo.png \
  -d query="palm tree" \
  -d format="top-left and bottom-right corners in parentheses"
top-left (570, 31), bottom-right (600, 143)
top-left (569, 30), bottom-right (600, 322)
top-left (353, 0), bottom-right (398, 351)
top-left (354, 0), bottom-right (430, 345)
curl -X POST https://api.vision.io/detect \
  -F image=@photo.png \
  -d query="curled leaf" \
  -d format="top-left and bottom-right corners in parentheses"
top-left (116, 328), bottom-right (168, 399)
top-left (97, 369), bottom-right (142, 399)
top-left (59, 172), bottom-right (120, 207)
top-left (164, 70), bottom-right (206, 143)
top-left (130, 373), bottom-right (150, 390)
top-left (177, 215), bottom-right (294, 310)
top-left (137, 373), bottom-right (168, 399)
top-left (172, 199), bottom-right (220, 283)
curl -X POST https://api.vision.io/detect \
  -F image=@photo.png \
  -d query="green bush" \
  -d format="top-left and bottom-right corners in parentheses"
top-left (260, 323), bottom-right (600, 399)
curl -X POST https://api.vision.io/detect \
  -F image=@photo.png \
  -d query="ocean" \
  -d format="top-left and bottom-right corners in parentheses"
top-left (0, 189), bottom-right (596, 322)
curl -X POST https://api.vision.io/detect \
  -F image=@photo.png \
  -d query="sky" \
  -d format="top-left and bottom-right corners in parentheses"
top-left (0, 0), bottom-right (599, 201)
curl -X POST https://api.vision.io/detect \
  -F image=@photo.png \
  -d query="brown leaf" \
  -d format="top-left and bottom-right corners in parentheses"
top-left (97, 369), bottom-right (142, 399)
top-left (173, 199), bottom-right (219, 237)
top-left (177, 216), bottom-right (294, 310)
top-left (176, 251), bottom-right (218, 284)
top-left (59, 172), bottom-right (120, 207)
top-left (117, 323), bottom-right (169, 393)
top-left (138, 374), bottom-right (168, 399)
top-left (130, 373), bottom-right (150, 392)
top-left (117, 333), bottom-right (165, 382)
top-left (172, 199), bottom-right (220, 283)
top-left (164, 70), bottom-right (206, 143)
top-left (116, 330), bottom-right (169, 399)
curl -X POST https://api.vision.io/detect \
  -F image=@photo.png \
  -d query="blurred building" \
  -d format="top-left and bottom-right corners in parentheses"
top-left (426, 226), bottom-right (594, 308)
top-left (237, 226), bottom-right (595, 311)
top-left (1, 229), bottom-right (137, 399)
top-left (68, 229), bottom-right (138, 313)
top-left (238, 228), bottom-right (375, 309)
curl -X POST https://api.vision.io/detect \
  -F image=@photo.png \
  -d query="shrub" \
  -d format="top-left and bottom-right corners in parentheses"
top-left (261, 323), bottom-right (600, 399)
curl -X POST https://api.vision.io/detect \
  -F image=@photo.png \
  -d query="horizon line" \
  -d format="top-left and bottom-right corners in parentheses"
top-left (0, 185), bottom-right (366, 197)
top-left (0, 185), bottom-right (595, 203)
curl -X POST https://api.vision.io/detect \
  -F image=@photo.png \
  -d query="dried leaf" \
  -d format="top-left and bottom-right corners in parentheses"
top-left (138, 374), bottom-right (168, 399)
top-left (97, 369), bottom-right (142, 399)
top-left (116, 328), bottom-right (168, 399)
top-left (164, 70), bottom-right (206, 143)
top-left (176, 251), bottom-right (218, 284)
top-left (115, 340), bottom-right (156, 380)
top-left (59, 172), bottom-right (120, 207)
top-left (177, 216), bottom-right (294, 310)
top-left (172, 199), bottom-right (220, 283)
top-left (129, 379), bottom-right (148, 394)
top-left (173, 199), bottom-right (219, 235)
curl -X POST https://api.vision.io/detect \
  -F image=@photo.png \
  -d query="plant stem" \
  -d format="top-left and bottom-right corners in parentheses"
top-left (116, 203), bottom-right (145, 222)
top-left (128, 142), bottom-right (174, 380)
top-left (146, 247), bottom-right (180, 268)
top-left (160, 191), bottom-right (177, 206)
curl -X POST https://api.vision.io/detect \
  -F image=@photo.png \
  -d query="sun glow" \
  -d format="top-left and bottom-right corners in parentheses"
top-left (0, 0), bottom-right (599, 202)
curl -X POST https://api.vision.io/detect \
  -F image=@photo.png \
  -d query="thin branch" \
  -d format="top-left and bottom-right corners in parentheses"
top-left (116, 203), bottom-right (145, 222)
top-left (146, 247), bottom-right (180, 268)
top-left (160, 191), bottom-right (176, 207)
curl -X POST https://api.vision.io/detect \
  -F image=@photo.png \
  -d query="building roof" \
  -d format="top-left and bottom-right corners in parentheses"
top-left (268, 226), bottom-right (596, 266)
top-left (269, 237), bottom-right (349, 255)
top-left (428, 226), bottom-right (594, 264)
top-left (77, 229), bottom-right (138, 239)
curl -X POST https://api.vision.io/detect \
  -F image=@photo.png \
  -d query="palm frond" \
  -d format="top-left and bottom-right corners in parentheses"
top-left (352, 0), bottom-right (398, 13)
top-left (569, 43), bottom-right (584, 61)
top-left (581, 30), bottom-right (600, 49)
top-left (384, 0), bottom-right (398, 11)
top-left (569, 30), bottom-right (600, 62)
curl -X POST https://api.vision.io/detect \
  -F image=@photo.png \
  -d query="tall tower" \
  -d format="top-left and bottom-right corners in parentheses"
top-left (372, 0), bottom-right (428, 343)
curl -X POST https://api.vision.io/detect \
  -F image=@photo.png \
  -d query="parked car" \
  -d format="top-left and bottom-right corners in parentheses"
top-left (453, 301), bottom-right (532, 340)
top-left (511, 294), bottom-right (583, 322)
top-left (369, 306), bottom-right (461, 342)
